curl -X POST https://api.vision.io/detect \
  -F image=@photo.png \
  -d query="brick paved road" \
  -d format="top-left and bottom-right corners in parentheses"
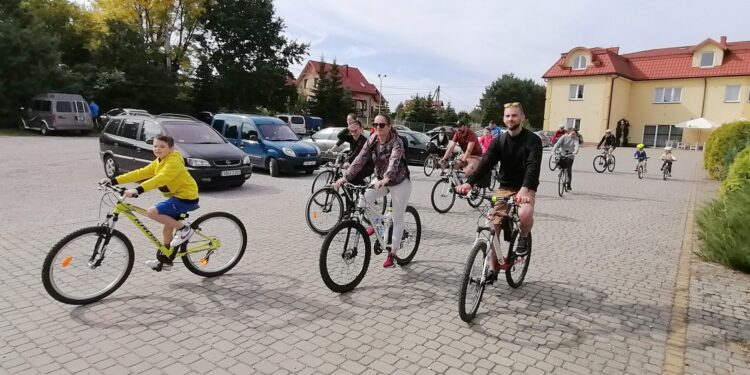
top-left (0, 136), bottom-right (747, 374)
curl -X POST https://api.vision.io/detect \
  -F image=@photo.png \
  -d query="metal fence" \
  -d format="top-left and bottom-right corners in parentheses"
top-left (394, 120), bottom-right (483, 133)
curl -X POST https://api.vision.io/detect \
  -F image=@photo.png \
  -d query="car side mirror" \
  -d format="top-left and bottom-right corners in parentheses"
top-left (145, 138), bottom-right (154, 145)
top-left (19, 107), bottom-right (24, 111)
top-left (248, 134), bottom-right (258, 142)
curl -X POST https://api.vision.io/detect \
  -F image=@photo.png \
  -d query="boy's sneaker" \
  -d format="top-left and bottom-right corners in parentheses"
top-left (383, 253), bottom-right (396, 268)
top-left (145, 259), bottom-right (173, 272)
top-left (514, 237), bottom-right (530, 256)
top-left (170, 225), bottom-right (194, 248)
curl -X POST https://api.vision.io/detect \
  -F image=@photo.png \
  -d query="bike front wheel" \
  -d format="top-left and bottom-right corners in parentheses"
top-left (548, 154), bottom-right (558, 171)
top-left (306, 187), bottom-right (345, 236)
top-left (593, 155), bottom-right (606, 173)
top-left (458, 241), bottom-right (489, 322)
top-left (393, 206), bottom-right (422, 265)
top-left (423, 156), bottom-right (436, 176)
top-left (320, 221), bottom-right (371, 293)
top-left (42, 227), bottom-right (134, 305)
top-left (637, 165), bottom-right (644, 179)
top-left (431, 177), bottom-right (456, 213)
top-left (467, 186), bottom-right (486, 208)
top-left (557, 170), bottom-right (566, 197)
top-left (311, 170), bottom-right (335, 195)
top-left (505, 232), bottom-right (531, 288)
top-left (607, 155), bottom-right (616, 172)
top-left (182, 212), bottom-right (247, 277)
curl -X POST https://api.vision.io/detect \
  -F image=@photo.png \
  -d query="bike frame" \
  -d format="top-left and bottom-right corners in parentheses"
top-left (103, 195), bottom-right (220, 259)
top-left (473, 197), bottom-right (520, 272)
top-left (345, 185), bottom-right (393, 248)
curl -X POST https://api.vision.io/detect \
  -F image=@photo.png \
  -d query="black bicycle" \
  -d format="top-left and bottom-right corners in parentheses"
top-left (662, 160), bottom-right (675, 180)
top-left (557, 154), bottom-right (574, 197)
top-left (458, 194), bottom-right (532, 322)
top-left (430, 158), bottom-right (492, 213)
top-left (593, 147), bottom-right (616, 173)
top-left (306, 179), bottom-right (388, 236)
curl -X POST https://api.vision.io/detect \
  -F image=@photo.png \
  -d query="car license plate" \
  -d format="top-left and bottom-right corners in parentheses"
top-left (221, 169), bottom-right (241, 176)
top-left (303, 161), bottom-right (316, 166)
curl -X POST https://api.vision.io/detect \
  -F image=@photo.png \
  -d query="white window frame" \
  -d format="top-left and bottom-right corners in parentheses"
top-left (699, 52), bottom-right (715, 68)
top-left (571, 55), bottom-right (587, 70)
top-left (654, 87), bottom-right (682, 103)
top-left (724, 85), bottom-right (741, 102)
top-left (568, 84), bottom-right (585, 100)
top-left (565, 118), bottom-right (581, 131)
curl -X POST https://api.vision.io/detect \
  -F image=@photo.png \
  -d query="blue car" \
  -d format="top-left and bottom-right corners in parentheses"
top-left (211, 114), bottom-right (321, 177)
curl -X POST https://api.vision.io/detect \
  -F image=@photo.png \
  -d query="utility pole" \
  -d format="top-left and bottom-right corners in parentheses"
top-left (378, 74), bottom-right (386, 115)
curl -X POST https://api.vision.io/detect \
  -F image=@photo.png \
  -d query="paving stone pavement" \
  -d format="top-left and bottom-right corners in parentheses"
top-left (0, 136), bottom-right (748, 375)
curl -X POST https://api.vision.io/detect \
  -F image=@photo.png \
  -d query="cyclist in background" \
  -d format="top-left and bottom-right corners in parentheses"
top-left (551, 127), bottom-right (580, 191)
top-left (488, 120), bottom-right (502, 138)
top-left (634, 144), bottom-right (648, 172)
top-left (440, 120), bottom-right (482, 178)
top-left (660, 146), bottom-right (677, 172)
top-left (550, 124), bottom-right (566, 144)
top-left (597, 129), bottom-right (617, 157)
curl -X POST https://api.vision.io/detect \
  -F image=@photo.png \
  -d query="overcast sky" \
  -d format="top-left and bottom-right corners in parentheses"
top-left (275, 0), bottom-right (750, 112)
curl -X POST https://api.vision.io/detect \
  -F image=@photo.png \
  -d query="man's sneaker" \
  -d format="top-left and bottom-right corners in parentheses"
top-left (145, 259), bottom-right (173, 272)
top-left (170, 225), bottom-right (194, 248)
top-left (514, 237), bottom-right (530, 256)
top-left (383, 253), bottom-right (396, 268)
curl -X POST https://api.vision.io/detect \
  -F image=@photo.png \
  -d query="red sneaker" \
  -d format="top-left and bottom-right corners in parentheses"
top-left (366, 227), bottom-right (375, 236)
top-left (383, 253), bottom-right (395, 268)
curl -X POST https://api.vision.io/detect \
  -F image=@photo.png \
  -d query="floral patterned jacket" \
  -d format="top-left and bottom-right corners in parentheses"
top-left (345, 129), bottom-right (409, 186)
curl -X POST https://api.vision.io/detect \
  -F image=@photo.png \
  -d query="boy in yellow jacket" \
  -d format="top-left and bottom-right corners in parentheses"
top-left (102, 135), bottom-right (199, 271)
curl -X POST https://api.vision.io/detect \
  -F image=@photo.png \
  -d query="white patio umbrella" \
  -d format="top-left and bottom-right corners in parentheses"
top-left (674, 118), bottom-right (720, 149)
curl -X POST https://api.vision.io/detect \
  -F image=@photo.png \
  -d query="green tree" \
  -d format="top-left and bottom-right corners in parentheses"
top-left (403, 95), bottom-right (437, 124)
top-left (435, 103), bottom-right (458, 125)
top-left (479, 73), bottom-right (545, 129)
top-left (199, 0), bottom-right (307, 112)
top-left (308, 60), bottom-right (355, 126)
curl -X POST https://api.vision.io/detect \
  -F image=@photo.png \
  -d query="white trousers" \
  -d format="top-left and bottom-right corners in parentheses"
top-left (361, 178), bottom-right (412, 250)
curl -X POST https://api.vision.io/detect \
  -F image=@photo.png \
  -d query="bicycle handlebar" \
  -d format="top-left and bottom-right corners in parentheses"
top-left (99, 182), bottom-right (139, 198)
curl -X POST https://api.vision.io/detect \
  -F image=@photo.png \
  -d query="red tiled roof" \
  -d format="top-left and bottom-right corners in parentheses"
top-left (542, 39), bottom-right (750, 81)
top-left (299, 60), bottom-right (382, 102)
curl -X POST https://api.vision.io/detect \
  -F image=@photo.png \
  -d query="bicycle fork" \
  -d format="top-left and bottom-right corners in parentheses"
top-left (89, 214), bottom-right (119, 268)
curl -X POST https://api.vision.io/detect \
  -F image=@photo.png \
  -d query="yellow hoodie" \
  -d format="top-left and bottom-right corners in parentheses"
top-left (115, 151), bottom-right (199, 200)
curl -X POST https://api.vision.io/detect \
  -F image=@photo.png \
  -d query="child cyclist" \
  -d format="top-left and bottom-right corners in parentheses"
top-left (634, 143), bottom-right (648, 173)
top-left (660, 146), bottom-right (677, 174)
top-left (100, 135), bottom-right (199, 271)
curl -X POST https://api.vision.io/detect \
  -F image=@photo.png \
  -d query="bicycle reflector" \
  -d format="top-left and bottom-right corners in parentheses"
top-left (312, 211), bottom-right (318, 219)
top-left (491, 196), bottom-right (497, 203)
top-left (61, 256), bottom-right (73, 268)
top-left (200, 258), bottom-right (208, 266)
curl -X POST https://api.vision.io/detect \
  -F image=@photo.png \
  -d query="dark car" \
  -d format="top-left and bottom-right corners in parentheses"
top-left (398, 130), bottom-right (432, 165)
top-left (99, 115), bottom-right (252, 187)
top-left (425, 126), bottom-right (456, 141)
top-left (211, 113), bottom-right (321, 177)
top-left (304, 127), bottom-right (371, 163)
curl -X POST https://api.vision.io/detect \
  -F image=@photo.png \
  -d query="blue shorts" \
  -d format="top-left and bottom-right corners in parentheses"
top-left (155, 197), bottom-right (200, 220)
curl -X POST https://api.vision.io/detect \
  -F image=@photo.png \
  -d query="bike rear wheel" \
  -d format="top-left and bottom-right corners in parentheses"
top-left (505, 232), bottom-right (531, 288)
top-left (467, 186), bottom-right (486, 208)
top-left (663, 166), bottom-right (668, 180)
top-left (306, 187), bottom-right (345, 235)
top-left (320, 221), bottom-right (371, 293)
top-left (423, 156), bottom-right (436, 176)
top-left (607, 155), bottom-right (616, 172)
top-left (182, 212), bottom-right (247, 277)
top-left (393, 206), bottom-right (421, 265)
top-left (431, 177), bottom-right (456, 213)
top-left (593, 155), bottom-right (606, 173)
top-left (311, 170), bottom-right (335, 195)
top-left (458, 241), bottom-right (489, 322)
top-left (42, 226), bottom-right (134, 305)
top-left (637, 165), bottom-right (644, 179)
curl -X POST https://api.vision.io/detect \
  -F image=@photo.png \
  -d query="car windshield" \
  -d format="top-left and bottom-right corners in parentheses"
top-left (163, 122), bottom-right (225, 144)
top-left (258, 124), bottom-right (299, 141)
top-left (410, 132), bottom-right (431, 144)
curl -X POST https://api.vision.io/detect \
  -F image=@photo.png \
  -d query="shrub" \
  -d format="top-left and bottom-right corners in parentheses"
top-left (696, 184), bottom-right (750, 273)
top-left (721, 146), bottom-right (750, 196)
top-left (703, 120), bottom-right (750, 180)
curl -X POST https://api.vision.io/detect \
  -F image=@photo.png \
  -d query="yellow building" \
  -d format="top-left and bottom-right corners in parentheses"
top-left (542, 36), bottom-right (750, 148)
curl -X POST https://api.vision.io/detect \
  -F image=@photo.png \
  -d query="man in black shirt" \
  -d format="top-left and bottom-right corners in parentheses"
top-left (597, 129), bottom-right (617, 158)
top-left (456, 102), bottom-right (542, 275)
top-left (335, 119), bottom-right (372, 183)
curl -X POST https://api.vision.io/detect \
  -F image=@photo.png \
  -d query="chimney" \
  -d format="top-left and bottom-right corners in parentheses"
top-left (720, 35), bottom-right (727, 45)
top-left (343, 64), bottom-right (349, 77)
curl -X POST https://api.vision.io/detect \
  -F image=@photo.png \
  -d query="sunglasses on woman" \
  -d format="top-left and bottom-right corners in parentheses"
top-left (373, 122), bottom-right (389, 129)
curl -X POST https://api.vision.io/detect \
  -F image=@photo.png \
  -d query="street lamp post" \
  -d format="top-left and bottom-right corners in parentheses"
top-left (377, 74), bottom-right (386, 115)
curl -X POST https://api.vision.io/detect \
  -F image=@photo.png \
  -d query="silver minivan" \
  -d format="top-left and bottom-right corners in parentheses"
top-left (19, 93), bottom-right (94, 135)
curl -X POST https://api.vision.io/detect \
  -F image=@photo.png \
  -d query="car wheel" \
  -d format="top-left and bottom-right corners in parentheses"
top-left (40, 122), bottom-right (50, 136)
top-left (103, 155), bottom-right (119, 179)
top-left (305, 170), bottom-right (314, 174)
top-left (268, 158), bottom-right (280, 177)
top-left (18, 119), bottom-right (26, 130)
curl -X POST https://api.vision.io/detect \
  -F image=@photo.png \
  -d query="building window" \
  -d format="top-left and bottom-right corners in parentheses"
top-left (643, 125), bottom-right (683, 148)
top-left (699, 52), bottom-right (715, 67)
top-left (568, 84), bottom-right (584, 100)
top-left (571, 55), bottom-right (587, 70)
top-left (724, 85), bottom-right (741, 102)
top-left (654, 87), bottom-right (682, 103)
top-left (303, 79), bottom-right (308, 88)
top-left (565, 118), bottom-right (581, 131)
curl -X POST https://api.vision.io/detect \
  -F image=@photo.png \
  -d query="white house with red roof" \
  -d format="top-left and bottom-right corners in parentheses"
top-left (542, 36), bottom-right (750, 147)
top-left (296, 60), bottom-right (386, 125)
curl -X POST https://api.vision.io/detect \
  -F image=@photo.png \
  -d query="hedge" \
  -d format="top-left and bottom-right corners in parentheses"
top-left (696, 184), bottom-right (750, 273)
top-left (703, 120), bottom-right (750, 180)
top-left (721, 146), bottom-right (750, 196)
